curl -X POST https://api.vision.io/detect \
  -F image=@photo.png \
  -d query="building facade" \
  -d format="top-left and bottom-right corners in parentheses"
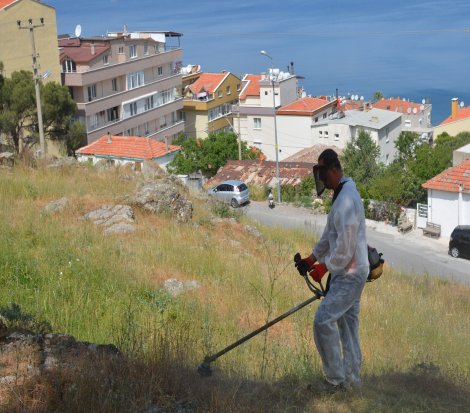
top-left (232, 72), bottom-right (301, 161)
top-left (434, 98), bottom-right (470, 138)
top-left (311, 108), bottom-right (402, 165)
top-left (182, 71), bottom-right (241, 138)
top-left (0, 0), bottom-right (61, 83)
top-left (60, 30), bottom-right (185, 144)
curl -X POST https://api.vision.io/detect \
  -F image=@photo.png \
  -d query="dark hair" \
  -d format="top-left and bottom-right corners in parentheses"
top-left (318, 148), bottom-right (341, 171)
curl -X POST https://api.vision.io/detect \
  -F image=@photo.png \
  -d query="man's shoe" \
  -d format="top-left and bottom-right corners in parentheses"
top-left (307, 379), bottom-right (347, 394)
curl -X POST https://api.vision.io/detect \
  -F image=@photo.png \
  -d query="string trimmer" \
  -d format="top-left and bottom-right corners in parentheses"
top-left (197, 253), bottom-right (324, 377)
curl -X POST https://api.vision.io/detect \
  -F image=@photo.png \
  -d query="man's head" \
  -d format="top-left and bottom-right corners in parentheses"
top-left (313, 149), bottom-right (343, 196)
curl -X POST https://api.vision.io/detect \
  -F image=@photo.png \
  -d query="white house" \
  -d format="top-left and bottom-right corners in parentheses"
top-left (422, 158), bottom-right (470, 237)
top-left (453, 143), bottom-right (470, 166)
top-left (76, 134), bottom-right (181, 171)
top-left (311, 108), bottom-right (402, 165)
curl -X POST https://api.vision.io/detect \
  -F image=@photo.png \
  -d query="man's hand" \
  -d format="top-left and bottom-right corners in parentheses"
top-left (294, 253), bottom-right (316, 276)
top-left (309, 263), bottom-right (328, 283)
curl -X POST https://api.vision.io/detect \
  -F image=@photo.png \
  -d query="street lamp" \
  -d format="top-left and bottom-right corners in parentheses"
top-left (17, 18), bottom-right (46, 158)
top-left (260, 50), bottom-right (281, 203)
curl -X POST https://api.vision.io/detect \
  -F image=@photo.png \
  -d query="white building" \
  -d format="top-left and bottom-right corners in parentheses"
top-left (232, 72), bottom-right (300, 160)
top-left (422, 158), bottom-right (470, 237)
top-left (311, 108), bottom-right (402, 165)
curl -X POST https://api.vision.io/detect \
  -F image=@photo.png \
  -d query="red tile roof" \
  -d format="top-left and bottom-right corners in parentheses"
top-left (189, 73), bottom-right (227, 95)
top-left (422, 159), bottom-right (470, 194)
top-left (59, 39), bottom-right (110, 63)
top-left (0, 0), bottom-right (17, 9)
top-left (440, 106), bottom-right (470, 125)
top-left (77, 135), bottom-right (181, 160)
top-left (276, 97), bottom-right (334, 116)
top-left (372, 98), bottom-right (423, 114)
top-left (239, 74), bottom-right (262, 100)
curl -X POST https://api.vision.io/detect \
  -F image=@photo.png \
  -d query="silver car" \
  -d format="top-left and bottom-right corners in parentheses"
top-left (207, 180), bottom-right (250, 208)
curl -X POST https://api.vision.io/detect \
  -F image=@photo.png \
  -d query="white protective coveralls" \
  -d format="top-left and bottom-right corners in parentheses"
top-left (313, 177), bottom-right (369, 387)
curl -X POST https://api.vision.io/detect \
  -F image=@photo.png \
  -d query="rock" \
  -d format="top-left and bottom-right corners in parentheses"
top-left (142, 161), bottom-right (165, 179)
top-left (244, 225), bottom-right (262, 238)
top-left (42, 197), bottom-right (69, 214)
top-left (0, 152), bottom-right (15, 167)
top-left (131, 180), bottom-right (193, 223)
top-left (82, 204), bottom-right (135, 234)
top-left (164, 279), bottom-right (201, 297)
top-left (104, 223), bottom-right (136, 234)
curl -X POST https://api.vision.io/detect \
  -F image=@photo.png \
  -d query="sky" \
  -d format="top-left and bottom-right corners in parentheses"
top-left (47, 0), bottom-right (470, 124)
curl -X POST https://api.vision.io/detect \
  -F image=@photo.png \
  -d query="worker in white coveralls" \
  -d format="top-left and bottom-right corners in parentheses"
top-left (297, 148), bottom-right (369, 392)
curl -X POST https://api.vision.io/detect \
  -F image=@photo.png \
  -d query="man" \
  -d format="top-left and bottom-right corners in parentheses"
top-left (299, 149), bottom-right (369, 391)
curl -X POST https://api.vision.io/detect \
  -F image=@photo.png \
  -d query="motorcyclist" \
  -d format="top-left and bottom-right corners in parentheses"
top-left (268, 188), bottom-right (275, 209)
top-left (298, 149), bottom-right (369, 392)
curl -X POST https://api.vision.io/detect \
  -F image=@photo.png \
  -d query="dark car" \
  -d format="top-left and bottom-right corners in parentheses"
top-left (449, 225), bottom-right (470, 259)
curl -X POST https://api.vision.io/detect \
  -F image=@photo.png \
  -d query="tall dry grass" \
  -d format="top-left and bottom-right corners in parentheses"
top-left (0, 164), bottom-right (469, 412)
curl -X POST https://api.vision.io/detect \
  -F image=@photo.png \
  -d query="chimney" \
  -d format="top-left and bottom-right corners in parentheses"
top-left (164, 137), bottom-right (169, 153)
top-left (91, 43), bottom-right (95, 55)
top-left (107, 131), bottom-right (112, 144)
top-left (452, 97), bottom-right (459, 119)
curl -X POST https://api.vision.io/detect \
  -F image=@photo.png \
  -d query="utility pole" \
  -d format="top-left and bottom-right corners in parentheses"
top-left (17, 18), bottom-right (46, 158)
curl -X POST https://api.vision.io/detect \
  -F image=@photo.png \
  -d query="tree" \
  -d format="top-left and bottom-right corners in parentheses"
top-left (341, 129), bottom-right (381, 193)
top-left (41, 81), bottom-right (77, 142)
top-left (167, 132), bottom-right (261, 177)
top-left (373, 91), bottom-right (384, 102)
top-left (63, 121), bottom-right (86, 156)
top-left (394, 131), bottom-right (421, 165)
top-left (0, 70), bottom-right (36, 153)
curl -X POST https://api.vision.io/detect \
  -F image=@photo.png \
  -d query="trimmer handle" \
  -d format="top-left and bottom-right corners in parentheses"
top-left (294, 252), bottom-right (310, 277)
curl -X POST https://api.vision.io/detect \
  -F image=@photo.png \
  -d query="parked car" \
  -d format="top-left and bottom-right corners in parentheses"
top-left (449, 225), bottom-right (470, 259)
top-left (207, 180), bottom-right (250, 208)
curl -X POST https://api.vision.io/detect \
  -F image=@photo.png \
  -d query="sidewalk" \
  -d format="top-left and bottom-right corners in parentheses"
top-left (365, 218), bottom-right (449, 250)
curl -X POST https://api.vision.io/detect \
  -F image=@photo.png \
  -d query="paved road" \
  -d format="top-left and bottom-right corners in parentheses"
top-left (243, 201), bottom-right (470, 286)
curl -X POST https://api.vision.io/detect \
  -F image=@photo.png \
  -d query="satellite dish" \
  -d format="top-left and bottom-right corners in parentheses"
top-left (75, 24), bottom-right (82, 38)
top-left (413, 108), bottom-right (417, 114)
top-left (420, 105), bottom-right (425, 111)
top-left (460, 101), bottom-right (465, 108)
top-left (360, 96), bottom-right (364, 101)
top-left (407, 108), bottom-right (412, 114)
top-left (422, 98), bottom-right (426, 105)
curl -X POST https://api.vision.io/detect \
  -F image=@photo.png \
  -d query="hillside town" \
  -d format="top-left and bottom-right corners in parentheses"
top-left (0, 0), bottom-right (469, 241)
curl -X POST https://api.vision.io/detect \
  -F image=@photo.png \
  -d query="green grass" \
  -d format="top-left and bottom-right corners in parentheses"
top-left (0, 164), bottom-right (469, 412)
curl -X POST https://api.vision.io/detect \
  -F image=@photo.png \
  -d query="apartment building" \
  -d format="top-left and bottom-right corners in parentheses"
top-left (59, 30), bottom-right (185, 144)
top-left (434, 98), bottom-right (470, 138)
top-left (182, 71), bottom-right (241, 138)
top-left (373, 97), bottom-right (432, 142)
top-left (232, 71), bottom-right (300, 161)
top-left (0, 0), bottom-right (61, 83)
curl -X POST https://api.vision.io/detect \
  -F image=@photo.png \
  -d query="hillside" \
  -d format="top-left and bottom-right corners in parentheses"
top-left (0, 161), bottom-right (469, 413)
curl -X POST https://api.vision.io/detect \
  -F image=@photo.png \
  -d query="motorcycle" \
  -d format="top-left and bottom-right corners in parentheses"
top-left (268, 196), bottom-right (275, 209)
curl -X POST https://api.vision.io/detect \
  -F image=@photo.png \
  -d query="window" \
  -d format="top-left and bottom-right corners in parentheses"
top-left (107, 106), bottom-right (119, 122)
top-left (159, 115), bottom-right (167, 128)
top-left (385, 127), bottom-right (390, 143)
top-left (323, 113), bottom-right (327, 119)
top-left (127, 71), bottom-right (144, 89)
top-left (324, 131), bottom-right (328, 136)
top-left (111, 78), bottom-right (117, 92)
top-left (130, 102), bottom-right (137, 116)
top-left (62, 59), bottom-right (76, 73)
top-left (237, 83), bottom-right (241, 91)
top-left (218, 90), bottom-right (222, 98)
top-left (103, 54), bottom-right (109, 65)
top-left (226, 85), bottom-right (231, 95)
top-left (145, 95), bottom-right (154, 111)
top-left (265, 91), bottom-right (268, 96)
top-left (144, 122), bottom-right (149, 135)
top-left (118, 46), bottom-right (124, 54)
top-left (315, 117), bottom-right (318, 123)
top-left (144, 42), bottom-right (149, 55)
top-left (129, 44), bottom-right (137, 58)
top-left (334, 133), bottom-right (339, 141)
top-left (253, 118), bottom-right (261, 129)
top-left (89, 114), bottom-right (99, 130)
top-left (87, 84), bottom-right (97, 102)
top-left (405, 120), bottom-right (411, 127)
top-left (319, 131), bottom-right (323, 136)
top-left (157, 66), bottom-right (163, 76)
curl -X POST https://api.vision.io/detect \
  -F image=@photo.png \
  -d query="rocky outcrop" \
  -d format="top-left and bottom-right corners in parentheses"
top-left (130, 180), bottom-right (193, 223)
top-left (82, 204), bottom-right (136, 234)
top-left (42, 197), bottom-right (69, 214)
top-left (163, 279), bottom-right (201, 297)
top-left (0, 330), bottom-right (119, 386)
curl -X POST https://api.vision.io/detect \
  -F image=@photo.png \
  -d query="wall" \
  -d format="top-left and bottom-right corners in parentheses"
top-left (434, 118), bottom-right (470, 138)
top-left (0, 0), bottom-right (61, 83)
top-left (427, 189), bottom-right (459, 237)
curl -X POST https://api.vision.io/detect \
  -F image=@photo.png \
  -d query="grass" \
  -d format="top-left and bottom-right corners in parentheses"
top-left (0, 163), bottom-right (469, 412)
